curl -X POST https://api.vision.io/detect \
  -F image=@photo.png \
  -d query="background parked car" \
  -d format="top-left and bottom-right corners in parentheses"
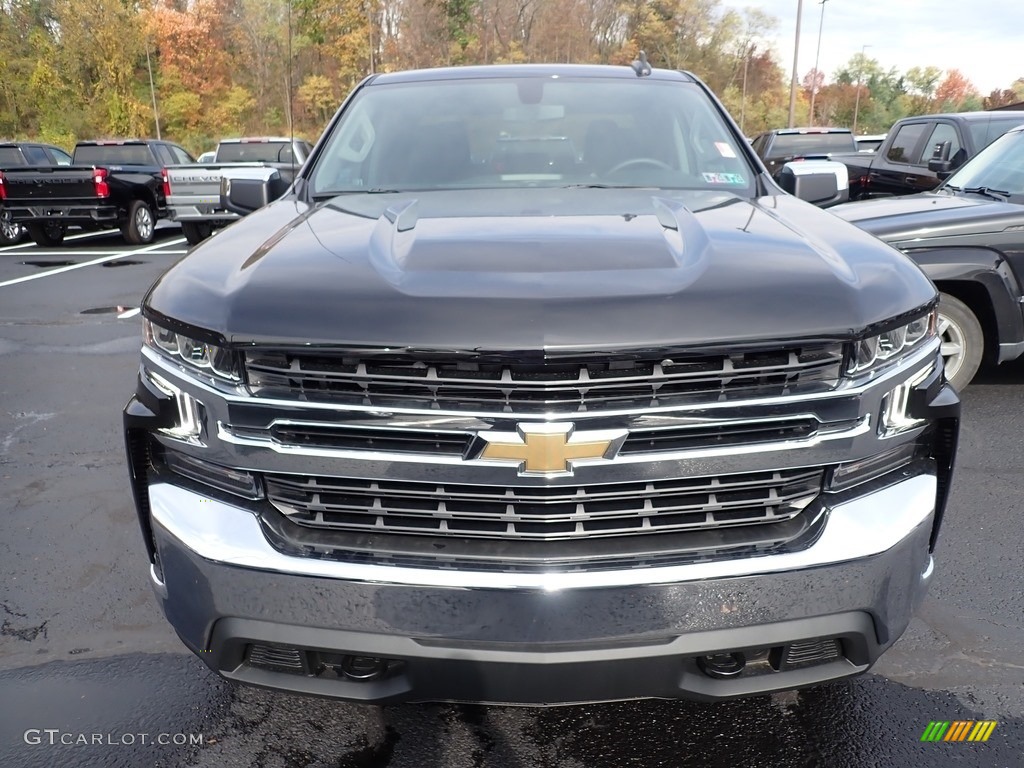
top-left (164, 136), bottom-right (313, 244)
top-left (854, 134), bottom-right (886, 153)
top-left (835, 111), bottom-right (1024, 200)
top-left (750, 127), bottom-right (857, 179)
top-left (833, 123), bottom-right (1024, 389)
top-left (0, 139), bottom-right (193, 246)
top-left (0, 141), bottom-right (73, 245)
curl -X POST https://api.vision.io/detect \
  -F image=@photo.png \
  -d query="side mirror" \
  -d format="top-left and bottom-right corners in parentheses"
top-left (777, 159), bottom-right (850, 208)
top-left (927, 140), bottom-right (953, 177)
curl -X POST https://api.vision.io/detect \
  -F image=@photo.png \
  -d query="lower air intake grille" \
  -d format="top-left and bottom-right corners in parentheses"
top-left (782, 638), bottom-right (842, 668)
top-left (247, 644), bottom-right (305, 673)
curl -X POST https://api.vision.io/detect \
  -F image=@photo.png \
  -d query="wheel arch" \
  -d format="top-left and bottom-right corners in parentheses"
top-left (906, 246), bottom-right (1024, 363)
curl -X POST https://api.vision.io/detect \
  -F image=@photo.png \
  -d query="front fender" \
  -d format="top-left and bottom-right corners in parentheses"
top-left (904, 246), bottom-right (1024, 360)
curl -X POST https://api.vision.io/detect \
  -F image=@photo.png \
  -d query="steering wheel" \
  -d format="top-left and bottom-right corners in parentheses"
top-left (607, 157), bottom-right (672, 175)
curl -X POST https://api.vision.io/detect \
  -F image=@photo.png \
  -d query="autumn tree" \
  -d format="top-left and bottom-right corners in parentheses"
top-left (932, 69), bottom-right (980, 112)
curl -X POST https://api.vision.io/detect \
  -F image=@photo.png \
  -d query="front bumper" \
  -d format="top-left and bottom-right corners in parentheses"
top-left (146, 474), bottom-right (937, 704)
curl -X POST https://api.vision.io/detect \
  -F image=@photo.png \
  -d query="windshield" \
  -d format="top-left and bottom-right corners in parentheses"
top-left (767, 133), bottom-right (855, 158)
top-left (310, 76), bottom-right (754, 196)
top-left (73, 144), bottom-right (156, 166)
top-left (945, 128), bottom-right (1024, 199)
top-left (217, 142), bottom-right (296, 163)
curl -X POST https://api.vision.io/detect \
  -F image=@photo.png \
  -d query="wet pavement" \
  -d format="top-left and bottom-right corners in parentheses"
top-left (1, 227), bottom-right (1022, 767)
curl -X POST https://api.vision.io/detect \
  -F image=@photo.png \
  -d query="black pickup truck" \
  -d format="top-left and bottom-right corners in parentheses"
top-left (0, 141), bottom-right (73, 244)
top-left (750, 127), bottom-right (858, 179)
top-left (124, 63), bottom-right (959, 706)
top-left (834, 123), bottom-right (1024, 390)
top-left (0, 139), bottom-right (194, 245)
top-left (835, 111), bottom-right (1024, 200)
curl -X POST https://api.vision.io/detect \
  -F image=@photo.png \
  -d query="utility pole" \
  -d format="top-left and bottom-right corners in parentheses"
top-left (145, 44), bottom-right (161, 140)
top-left (740, 44), bottom-right (755, 134)
top-left (808, 0), bottom-right (829, 127)
top-left (787, 0), bottom-right (804, 128)
top-left (853, 44), bottom-right (871, 134)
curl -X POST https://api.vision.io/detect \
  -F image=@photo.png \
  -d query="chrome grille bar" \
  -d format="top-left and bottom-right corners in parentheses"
top-left (265, 468), bottom-right (824, 541)
top-left (245, 345), bottom-right (844, 412)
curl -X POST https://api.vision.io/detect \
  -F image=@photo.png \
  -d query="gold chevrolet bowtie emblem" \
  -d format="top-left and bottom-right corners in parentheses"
top-left (478, 423), bottom-right (627, 475)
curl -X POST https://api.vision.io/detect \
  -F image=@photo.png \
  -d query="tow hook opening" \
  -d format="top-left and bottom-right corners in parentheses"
top-left (337, 655), bottom-right (389, 681)
top-left (697, 652), bottom-right (746, 678)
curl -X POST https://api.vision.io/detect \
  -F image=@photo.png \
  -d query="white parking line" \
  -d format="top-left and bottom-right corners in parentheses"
top-left (0, 228), bottom-right (123, 253)
top-left (11, 249), bottom-right (189, 257)
top-left (117, 307), bottom-right (142, 319)
top-left (0, 236), bottom-right (188, 289)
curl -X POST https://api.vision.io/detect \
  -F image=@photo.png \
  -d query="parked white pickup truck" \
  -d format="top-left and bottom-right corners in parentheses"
top-left (164, 137), bottom-right (313, 244)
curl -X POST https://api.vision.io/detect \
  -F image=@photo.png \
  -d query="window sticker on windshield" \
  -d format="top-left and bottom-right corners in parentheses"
top-left (702, 172), bottom-right (746, 185)
top-left (714, 142), bottom-right (737, 158)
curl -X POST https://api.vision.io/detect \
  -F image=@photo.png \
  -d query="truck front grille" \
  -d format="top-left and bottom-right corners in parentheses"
top-left (264, 467), bottom-right (824, 541)
top-left (244, 345), bottom-right (844, 413)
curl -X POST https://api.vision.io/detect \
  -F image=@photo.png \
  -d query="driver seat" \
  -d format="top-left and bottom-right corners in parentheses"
top-left (583, 119), bottom-right (631, 175)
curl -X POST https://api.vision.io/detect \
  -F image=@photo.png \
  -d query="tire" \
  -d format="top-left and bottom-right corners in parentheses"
top-left (122, 200), bottom-right (155, 245)
top-left (181, 221), bottom-right (213, 246)
top-left (25, 222), bottom-right (65, 247)
top-left (937, 292), bottom-right (984, 391)
top-left (0, 218), bottom-right (25, 245)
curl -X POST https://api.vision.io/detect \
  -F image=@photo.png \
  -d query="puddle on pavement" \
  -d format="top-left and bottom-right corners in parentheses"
top-left (20, 260), bottom-right (77, 267)
top-left (102, 260), bottom-right (146, 268)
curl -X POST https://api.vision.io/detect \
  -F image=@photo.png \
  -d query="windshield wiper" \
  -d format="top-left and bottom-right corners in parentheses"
top-left (311, 188), bottom-right (406, 200)
top-left (561, 183), bottom-right (656, 189)
top-left (961, 186), bottom-right (1010, 201)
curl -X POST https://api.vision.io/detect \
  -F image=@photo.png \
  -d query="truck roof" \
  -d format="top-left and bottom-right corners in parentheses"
top-left (75, 139), bottom-right (154, 146)
top-left (901, 110), bottom-right (1024, 122)
top-left (770, 127), bottom-right (852, 135)
top-left (219, 137), bottom-right (297, 144)
top-left (370, 64), bottom-right (697, 85)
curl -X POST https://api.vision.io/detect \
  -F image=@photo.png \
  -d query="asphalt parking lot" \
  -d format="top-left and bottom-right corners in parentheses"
top-left (1, 226), bottom-right (1023, 768)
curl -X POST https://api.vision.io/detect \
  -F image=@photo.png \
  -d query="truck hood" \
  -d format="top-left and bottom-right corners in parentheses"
top-left (832, 192), bottom-right (1024, 245)
top-left (145, 188), bottom-right (935, 350)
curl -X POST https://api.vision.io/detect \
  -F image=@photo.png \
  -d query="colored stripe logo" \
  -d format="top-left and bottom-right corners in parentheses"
top-left (921, 721), bottom-right (997, 742)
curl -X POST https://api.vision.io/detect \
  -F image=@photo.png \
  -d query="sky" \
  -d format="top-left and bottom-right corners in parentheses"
top-left (718, 0), bottom-right (1024, 95)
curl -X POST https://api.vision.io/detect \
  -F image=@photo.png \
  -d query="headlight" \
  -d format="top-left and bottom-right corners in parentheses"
top-left (144, 318), bottom-right (240, 381)
top-left (847, 310), bottom-right (937, 376)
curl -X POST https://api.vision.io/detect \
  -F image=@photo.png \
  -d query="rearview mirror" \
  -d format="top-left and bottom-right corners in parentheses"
top-left (777, 160), bottom-right (850, 208)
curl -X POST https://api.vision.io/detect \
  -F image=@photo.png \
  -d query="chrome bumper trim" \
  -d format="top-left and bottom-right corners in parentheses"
top-left (148, 473), bottom-right (936, 590)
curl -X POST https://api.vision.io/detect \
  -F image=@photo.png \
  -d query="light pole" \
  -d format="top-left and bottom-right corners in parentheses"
top-left (145, 44), bottom-right (161, 140)
top-left (787, 0), bottom-right (804, 128)
top-left (807, 0), bottom-right (829, 126)
top-left (740, 43), bottom-right (755, 134)
top-left (852, 44), bottom-right (871, 134)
